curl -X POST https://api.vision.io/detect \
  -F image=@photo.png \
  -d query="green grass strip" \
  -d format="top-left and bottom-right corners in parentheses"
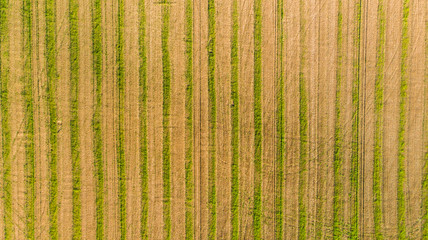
top-left (185, 0), bottom-right (194, 238)
top-left (91, 0), bottom-right (104, 238)
top-left (207, 0), bottom-right (216, 238)
top-left (315, 43), bottom-right (325, 240)
top-left (230, 0), bottom-right (239, 238)
top-left (397, 0), bottom-right (409, 239)
top-left (23, 0), bottom-right (35, 238)
top-left (422, 8), bottom-right (428, 239)
top-left (350, 0), bottom-right (362, 239)
top-left (253, 0), bottom-right (262, 237)
top-left (0, 0), bottom-right (11, 238)
top-left (69, 0), bottom-right (81, 239)
top-left (298, 0), bottom-right (308, 239)
top-left (138, 0), bottom-right (148, 238)
top-left (161, 2), bottom-right (171, 239)
top-left (315, 147), bottom-right (326, 238)
top-left (275, 0), bottom-right (284, 238)
top-left (333, 0), bottom-right (343, 239)
top-left (373, 0), bottom-right (385, 239)
top-left (117, 0), bottom-right (126, 238)
top-left (46, 0), bottom-right (59, 238)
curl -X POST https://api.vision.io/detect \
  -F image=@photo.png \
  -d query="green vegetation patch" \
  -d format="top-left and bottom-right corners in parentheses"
top-left (45, 0), bottom-right (59, 238)
top-left (184, 0), bottom-right (194, 238)
top-left (298, 0), bottom-right (308, 239)
top-left (91, 0), bottom-right (104, 238)
top-left (230, 0), bottom-right (239, 238)
top-left (397, 0), bottom-right (409, 239)
top-left (333, 1), bottom-right (343, 238)
top-left (373, 0), bottom-right (385, 239)
top-left (117, 0), bottom-right (126, 239)
top-left (275, 0), bottom-right (285, 238)
top-left (0, 0), bottom-right (11, 238)
top-left (69, 0), bottom-right (81, 239)
top-left (350, 0), bottom-right (362, 238)
top-left (139, 0), bottom-right (148, 238)
top-left (161, 3), bottom-right (172, 240)
top-left (207, 0), bottom-right (216, 238)
top-left (253, 0), bottom-right (262, 238)
top-left (23, 0), bottom-right (35, 238)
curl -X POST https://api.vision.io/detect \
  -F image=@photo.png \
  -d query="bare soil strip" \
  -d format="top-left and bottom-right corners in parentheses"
top-left (147, 1), bottom-right (163, 238)
top-left (305, 0), bottom-right (320, 238)
top-left (238, 0), bottom-right (255, 236)
top-left (261, 0), bottom-right (275, 237)
top-left (215, 0), bottom-right (232, 238)
top-left (79, 0), bottom-right (96, 238)
top-left (169, 0), bottom-right (186, 238)
top-left (103, 0), bottom-right (120, 238)
top-left (124, 0), bottom-right (141, 238)
top-left (56, 0), bottom-right (73, 237)
top-left (9, 0), bottom-right (26, 238)
top-left (315, 0), bottom-right (337, 238)
top-left (192, 0), bottom-right (209, 236)
top-left (405, 0), bottom-right (425, 237)
top-left (359, 0), bottom-right (378, 237)
top-left (284, 0), bottom-right (301, 237)
top-left (423, 1), bottom-right (428, 237)
top-left (34, 0), bottom-right (50, 237)
top-left (383, 0), bottom-right (402, 237)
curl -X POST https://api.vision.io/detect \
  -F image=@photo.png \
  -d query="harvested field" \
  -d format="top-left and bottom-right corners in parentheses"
top-left (0, 0), bottom-right (426, 239)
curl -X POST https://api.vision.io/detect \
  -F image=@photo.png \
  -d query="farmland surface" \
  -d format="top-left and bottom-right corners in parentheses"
top-left (0, 0), bottom-right (426, 239)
